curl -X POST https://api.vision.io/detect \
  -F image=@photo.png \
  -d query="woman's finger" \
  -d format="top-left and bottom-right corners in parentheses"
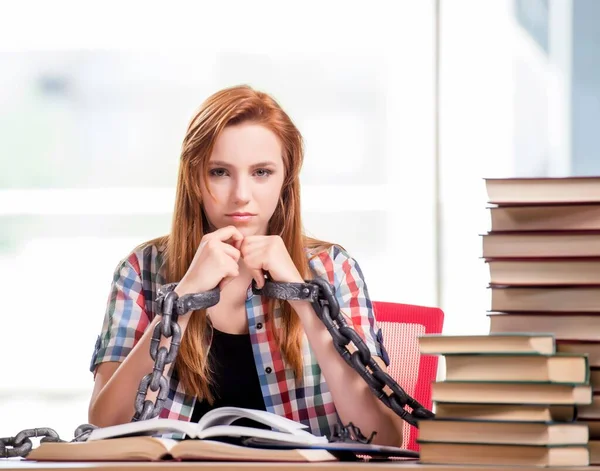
top-left (218, 258), bottom-right (240, 290)
top-left (212, 225), bottom-right (245, 245)
top-left (252, 269), bottom-right (266, 289)
top-left (219, 241), bottom-right (241, 261)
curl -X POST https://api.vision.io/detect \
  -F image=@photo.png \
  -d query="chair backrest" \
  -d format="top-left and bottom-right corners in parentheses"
top-left (373, 301), bottom-right (444, 452)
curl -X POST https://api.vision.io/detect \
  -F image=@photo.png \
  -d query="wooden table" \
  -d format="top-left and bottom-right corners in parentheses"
top-left (0, 461), bottom-right (595, 471)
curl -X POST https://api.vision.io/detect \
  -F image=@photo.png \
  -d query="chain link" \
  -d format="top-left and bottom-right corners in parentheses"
top-left (254, 277), bottom-right (436, 428)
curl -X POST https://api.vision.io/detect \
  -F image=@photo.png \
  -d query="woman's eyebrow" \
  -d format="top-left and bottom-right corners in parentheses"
top-left (208, 160), bottom-right (232, 168)
top-left (250, 161), bottom-right (278, 168)
top-left (208, 160), bottom-right (278, 168)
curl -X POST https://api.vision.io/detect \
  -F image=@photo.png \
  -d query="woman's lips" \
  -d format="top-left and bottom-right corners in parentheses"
top-left (226, 213), bottom-right (256, 222)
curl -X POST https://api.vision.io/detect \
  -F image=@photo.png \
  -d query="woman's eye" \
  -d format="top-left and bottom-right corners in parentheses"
top-left (255, 169), bottom-right (273, 177)
top-left (209, 168), bottom-right (228, 177)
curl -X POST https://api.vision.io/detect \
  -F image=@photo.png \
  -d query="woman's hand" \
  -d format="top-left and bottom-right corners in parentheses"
top-left (176, 226), bottom-right (244, 295)
top-left (240, 235), bottom-right (304, 288)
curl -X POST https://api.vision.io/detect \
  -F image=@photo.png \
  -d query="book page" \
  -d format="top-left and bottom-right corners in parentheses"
top-left (27, 437), bottom-right (173, 461)
top-left (199, 407), bottom-right (310, 435)
top-left (87, 418), bottom-right (202, 441)
top-left (157, 438), bottom-right (181, 451)
top-left (170, 439), bottom-right (338, 462)
top-left (197, 424), bottom-right (328, 445)
top-left (87, 408), bottom-right (325, 443)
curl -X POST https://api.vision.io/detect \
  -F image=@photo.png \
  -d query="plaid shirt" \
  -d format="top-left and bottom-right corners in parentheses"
top-left (90, 243), bottom-right (389, 438)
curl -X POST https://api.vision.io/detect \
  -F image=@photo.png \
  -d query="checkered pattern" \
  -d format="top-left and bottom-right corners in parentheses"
top-left (90, 244), bottom-right (388, 438)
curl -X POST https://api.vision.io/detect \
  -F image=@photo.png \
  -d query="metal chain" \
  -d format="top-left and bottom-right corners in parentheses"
top-left (0, 424), bottom-right (96, 458)
top-left (132, 283), bottom-right (220, 421)
top-left (253, 278), bottom-right (436, 428)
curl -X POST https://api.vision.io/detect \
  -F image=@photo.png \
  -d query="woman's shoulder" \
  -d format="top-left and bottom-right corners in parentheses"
top-left (111, 236), bottom-right (168, 280)
top-left (305, 239), bottom-right (362, 284)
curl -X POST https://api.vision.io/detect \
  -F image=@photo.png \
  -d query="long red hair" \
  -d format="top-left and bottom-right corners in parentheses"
top-left (147, 85), bottom-right (332, 402)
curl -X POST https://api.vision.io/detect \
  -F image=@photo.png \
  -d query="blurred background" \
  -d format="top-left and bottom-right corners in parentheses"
top-left (1, 0), bottom-right (599, 442)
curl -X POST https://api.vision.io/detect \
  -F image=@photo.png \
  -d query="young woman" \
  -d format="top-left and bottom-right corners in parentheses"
top-left (87, 85), bottom-right (404, 447)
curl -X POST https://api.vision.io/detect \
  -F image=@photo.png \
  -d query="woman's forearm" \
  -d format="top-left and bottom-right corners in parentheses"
top-left (89, 314), bottom-right (190, 427)
top-left (290, 300), bottom-right (404, 447)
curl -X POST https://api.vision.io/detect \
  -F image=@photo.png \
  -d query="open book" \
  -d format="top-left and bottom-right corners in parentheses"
top-left (26, 407), bottom-right (418, 462)
top-left (26, 437), bottom-right (338, 462)
top-left (26, 407), bottom-right (335, 462)
top-left (87, 407), bottom-right (328, 445)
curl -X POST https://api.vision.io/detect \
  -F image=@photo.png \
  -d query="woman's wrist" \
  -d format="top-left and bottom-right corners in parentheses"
top-left (174, 280), bottom-right (196, 297)
top-left (288, 298), bottom-right (315, 323)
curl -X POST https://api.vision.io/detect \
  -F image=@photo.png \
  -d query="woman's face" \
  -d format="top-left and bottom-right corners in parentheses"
top-left (200, 123), bottom-right (286, 237)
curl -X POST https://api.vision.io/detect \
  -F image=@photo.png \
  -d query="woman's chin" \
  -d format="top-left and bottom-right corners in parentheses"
top-left (238, 227), bottom-right (258, 237)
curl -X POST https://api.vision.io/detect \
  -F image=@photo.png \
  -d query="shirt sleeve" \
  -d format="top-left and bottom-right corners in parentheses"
top-left (89, 256), bottom-right (152, 374)
top-left (312, 246), bottom-right (390, 367)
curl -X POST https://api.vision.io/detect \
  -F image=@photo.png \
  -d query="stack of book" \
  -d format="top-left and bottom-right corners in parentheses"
top-left (417, 333), bottom-right (591, 466)
top-left (485, 176), bottom-right (600, 463)
top-left (417, 176), bottom-right (600, 466)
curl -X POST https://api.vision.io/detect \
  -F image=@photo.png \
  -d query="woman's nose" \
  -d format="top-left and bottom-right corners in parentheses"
top-left (232, 176), bottom-right (251, 204)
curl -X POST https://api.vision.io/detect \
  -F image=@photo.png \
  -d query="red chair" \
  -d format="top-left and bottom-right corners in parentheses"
top-left (373, 301), bottom-right (444, 452)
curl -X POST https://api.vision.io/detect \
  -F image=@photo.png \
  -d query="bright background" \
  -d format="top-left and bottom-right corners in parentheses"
top-left (1, 0), bottom-right (599, 442)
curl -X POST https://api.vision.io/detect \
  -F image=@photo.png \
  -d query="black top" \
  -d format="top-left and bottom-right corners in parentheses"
top-left (190, 327), bottom-right (268, 431)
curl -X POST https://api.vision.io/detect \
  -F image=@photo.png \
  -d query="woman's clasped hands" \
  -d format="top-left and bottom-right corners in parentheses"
top-left (177, 226), bottom-right (304, 295)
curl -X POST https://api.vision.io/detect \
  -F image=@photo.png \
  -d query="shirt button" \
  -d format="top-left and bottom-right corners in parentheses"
top-left (256, 322), bottom-right (263, 330)
top-left (265, 367), bottom-right (272, 374)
